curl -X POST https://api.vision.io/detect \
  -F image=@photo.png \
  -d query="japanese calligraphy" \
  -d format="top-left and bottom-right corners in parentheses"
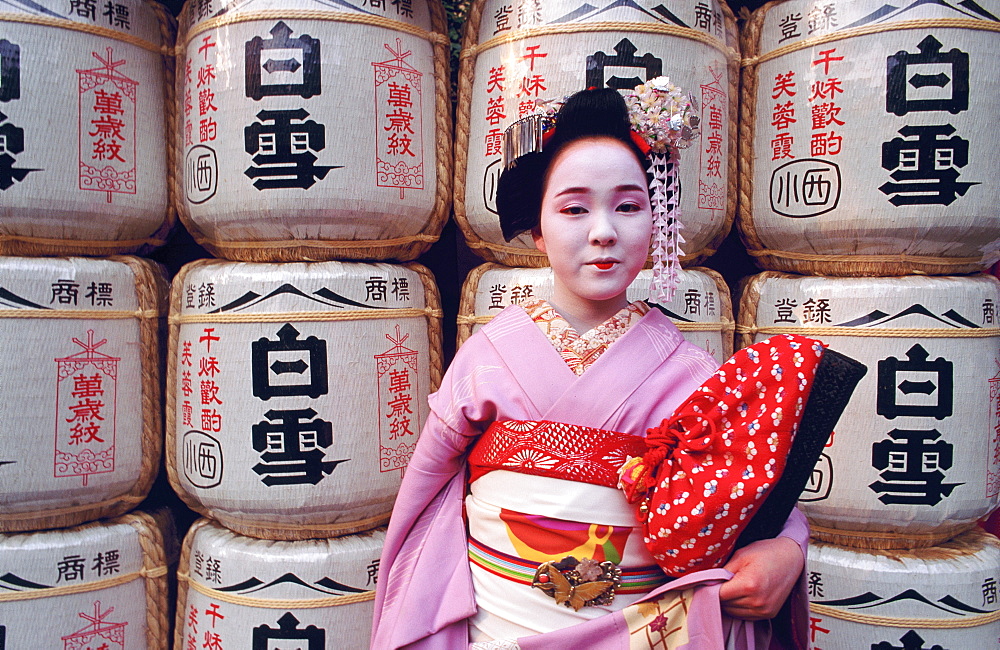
top-left (881, 35), bottom-right (978, 206)
top-left (777, 13), bottom-right (802, 44)
top-left (244, 109), bottom-right (339, 190)
top-left (806, 2), bottom-right (837, 35)
top-left (586, 38), bottom-right (661, 91)
top-left (770, 159), bottom-right (841, 218)
top-left (250, 324), bottom-right (343, 486)
top-left (870, 344), bottom-right (961, 505)
top-left (246, 22), bottom-right (321, 101)
top-left (870, 428), bottom-right (960, 505)
top-left (77, 48), bottom-right (137, 202)
top-left (252, 324), bottom-right (328, 400)
top-left (769, 71), bottom-right (796, 161)
top-left (54, 330), bottom-right (118, 485)
top-left (185, 146), bottom-right (218, 204)
top-left (376, 325), bottom-right (421, 473)
top-left (698, 66), bottom-right (726, 211)
top-left (374, 39), bottom-right (424, 197)
top-left (240, 23), bottom-right (337, 192)
top-left (182, 429), bottom-right (223, 488)
top-left (485, 282), bottom-right (535, 310)
top-left (808, 48), bottom-right (844, 157)
top-left (0, 40), bottom-right (38, 191)
top-left (71, 0), bottom-right (131, 29)
top-left (185, 282), bottom-right (216, 309)
top-left (877, 344), bottom-right (953, 420)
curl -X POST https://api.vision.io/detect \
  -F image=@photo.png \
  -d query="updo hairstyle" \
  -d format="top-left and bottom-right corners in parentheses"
top-left (496, 87), bottom-right (651, 242)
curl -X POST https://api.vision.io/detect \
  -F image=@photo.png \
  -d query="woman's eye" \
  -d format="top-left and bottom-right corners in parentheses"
top-left (618, 203), bottom-right (641, 213)
top-left (561, 206), bottom-right (587, 215)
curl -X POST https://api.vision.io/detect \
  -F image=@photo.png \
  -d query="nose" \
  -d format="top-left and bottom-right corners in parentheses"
top-left (589, 210), bottom-right (617, 246)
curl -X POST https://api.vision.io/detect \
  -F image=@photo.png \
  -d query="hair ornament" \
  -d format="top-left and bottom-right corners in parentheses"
top-left (622, 76), bottom-right (700, 154)
top-left (622, 77), bottom-right (699, 305)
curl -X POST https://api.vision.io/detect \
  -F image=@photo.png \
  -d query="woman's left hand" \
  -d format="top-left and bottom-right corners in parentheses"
top-left (718, 536), bottom-right (804, 620)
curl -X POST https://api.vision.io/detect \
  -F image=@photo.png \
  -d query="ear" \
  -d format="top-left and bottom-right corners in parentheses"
top-left (531, 225), bottom-right (547, 254)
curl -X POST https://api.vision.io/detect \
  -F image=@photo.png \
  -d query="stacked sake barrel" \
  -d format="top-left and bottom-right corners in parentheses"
top-left (0, 2), bottom-right (177, 644)
top-left (459, 264), bottom-right (734, 365)
top-left (0, 256), bottom-right (172, 647)
top-left (0, 0), bottom-right (174, 531)
top-left (454, 0), bottom-right (740, 267)
top-left (0, 0), bottom-right (175, 257)
top-left (174, 0), bottom-right (452, 261)
top-left (738, 2), bottom-right (1000, 645)
top-left (167, 0), bottom-right (449, 642)
top-left (0, 255), bottom-right (173, 648)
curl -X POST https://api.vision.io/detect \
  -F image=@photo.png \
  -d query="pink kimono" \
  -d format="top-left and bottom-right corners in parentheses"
top-left (371, 306), bottom-right (811, 649)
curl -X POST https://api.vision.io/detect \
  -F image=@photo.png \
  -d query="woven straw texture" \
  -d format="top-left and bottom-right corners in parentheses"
top-left (0, 0), bottom-right (176, 257)
top-left (737, 0), bottom-right (999, 276)
top-left (165, 259), bottom-right (443, 540)
top-left (738, 271), bottom-right (1000, 549)
top-left (173, 0), bottom-right (452, 263)
top-left (0, 256), bottom-right (167, 533)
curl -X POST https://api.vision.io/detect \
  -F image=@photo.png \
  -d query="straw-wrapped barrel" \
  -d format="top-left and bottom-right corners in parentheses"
top-left (0, 256), bottom-right (166, 533)
top-left (739, 0), bottom-right (1000, 275)
top-left (739, 272), bottom-right (1000, 549)
top-left (175, 518), bottom-right (384, 649)
top-left (0, 511), bottom-right (170, 648)
top-left (166, 259), bottom-right (443, 539)
top-left (455, 0), bottom-right (739, 267)
top-left (0, 0), bottom-right (175, 257)
top-left (458, 264), bottom-right (733, 363)
top-left (807, 528), bottom-right (1000, 649)
top-left (175, 0), bottom-right (451, 262)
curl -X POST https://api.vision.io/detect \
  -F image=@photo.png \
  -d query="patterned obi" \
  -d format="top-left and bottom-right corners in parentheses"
top-left (465, 420), bottom-right (667, 639)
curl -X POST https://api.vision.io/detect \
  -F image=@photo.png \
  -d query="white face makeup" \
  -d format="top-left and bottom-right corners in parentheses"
top-left (533, 137), bottom-right (653, 331)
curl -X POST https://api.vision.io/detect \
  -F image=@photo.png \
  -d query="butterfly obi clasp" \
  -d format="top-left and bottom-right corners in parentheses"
top-left (531, 556), bottom-right (622, 610)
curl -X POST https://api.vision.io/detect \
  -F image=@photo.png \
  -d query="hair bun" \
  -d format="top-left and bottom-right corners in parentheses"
top-left (496, 88), bottom-right (648, 242)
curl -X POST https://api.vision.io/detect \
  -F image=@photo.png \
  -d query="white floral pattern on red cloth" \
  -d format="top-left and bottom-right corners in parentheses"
top-left (521, 299), bottom-right (649, 375)
top-left (618, 334), bottom-right (827, 577)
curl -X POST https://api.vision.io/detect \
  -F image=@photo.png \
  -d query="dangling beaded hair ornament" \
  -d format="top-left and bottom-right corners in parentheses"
top-left (502, 78), bottom-right (700, 303)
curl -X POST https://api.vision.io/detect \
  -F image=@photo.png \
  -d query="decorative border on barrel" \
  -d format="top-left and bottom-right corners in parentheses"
top-left (737, 1), bottom-right (1000, 277)
top-left (172, 1), bottom-right (453, 263)
top-left (0, 2), bottom-right (177, 257)
top-left (0, 257), bottom-right (166, 533)
top-left (453, 0), bottom-right (740, 268)
top-left (809, 529), bottom-right (1000, 632)
top-left (164, 259), bottom-right (444, 540)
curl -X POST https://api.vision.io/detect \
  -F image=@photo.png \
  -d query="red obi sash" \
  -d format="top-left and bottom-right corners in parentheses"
top-left (467, 420), bottom-right (647, 488)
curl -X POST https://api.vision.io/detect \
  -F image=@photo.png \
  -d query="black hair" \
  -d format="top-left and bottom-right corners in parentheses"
top-left (496, 87), bottom-right (649, 242)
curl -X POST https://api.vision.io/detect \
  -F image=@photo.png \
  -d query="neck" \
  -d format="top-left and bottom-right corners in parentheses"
top-left (548, 292), bottom-right (629, 334)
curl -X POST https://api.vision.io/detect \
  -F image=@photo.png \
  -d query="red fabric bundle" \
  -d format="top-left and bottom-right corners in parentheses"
top-left (619, 334), bottom-right (826, 577)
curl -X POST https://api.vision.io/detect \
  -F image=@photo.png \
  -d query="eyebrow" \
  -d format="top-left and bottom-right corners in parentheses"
top-left (553, 184), bottom-right (647, 198)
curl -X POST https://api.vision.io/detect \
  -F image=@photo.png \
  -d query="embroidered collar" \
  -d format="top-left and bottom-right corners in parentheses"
top-left (521, 299), bottom-right (649, 376)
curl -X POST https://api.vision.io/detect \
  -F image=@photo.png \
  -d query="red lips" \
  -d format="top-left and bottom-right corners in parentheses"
top-left (592, 262), bottom-right (615, 270)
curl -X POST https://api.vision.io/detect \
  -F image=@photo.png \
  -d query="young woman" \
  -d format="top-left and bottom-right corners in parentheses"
top-left (371, 87), bottom-right (809, 649)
